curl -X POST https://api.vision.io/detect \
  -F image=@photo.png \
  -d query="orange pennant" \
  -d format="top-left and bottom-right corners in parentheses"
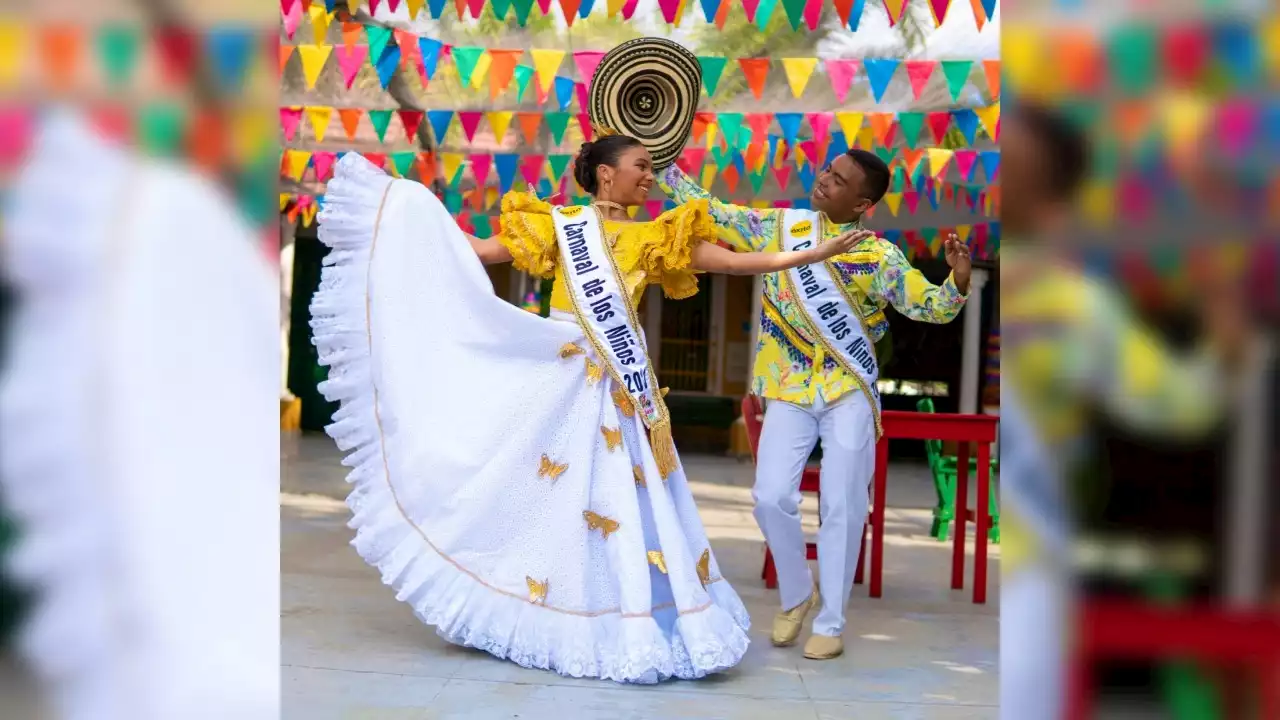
top-left (738, 58), bottom-right (770, 101)
top-left (868, 113), bottom-right (896, 147)
top-left (280, 45), bottom-right (295, 75)
top-left (337, 108), bottom-right (363, 141)
top-left (341, 21), bottom-right (362, 50)
top-left (968, 0), bottom-right (986, 30)
top-left (982, 59), bottom-right (1000, 97)
top-left (40, 25), bottom-right (83, 90)
top-left (722, 163), bottom-right (741, 194)
top-left (517, 112), bottom-right (542, 145)
top-left (715, 0), bottom-right (730, 29)
top-left (900, 148), bottom-right (925, 176)
top-left (488, 49), bottom-right (521, 99)
top-left (1112, 99), bottom-right (1152, 148)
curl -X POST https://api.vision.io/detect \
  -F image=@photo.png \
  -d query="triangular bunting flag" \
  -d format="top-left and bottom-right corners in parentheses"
top-left (699, 56), bottom-right (727, 96)
top-left (284, 149), bottom-right (312, 182)
top-left (517, 112), bottom-right (542, 145)
top-left (718, 113), bottom-right (744, 149)
top-left (926, 111), bottom-right (951, 144)
top-left (882, 192), bottom-right (902, 216)
top-left (775, 112), bottom-right (802, 145)
top-left (280, 106), bottom-right (304, 141)
top-left (781, 57), bottom-right (818, 99)
top-left (953, 150), bottom-right (977, 181)
top-left (97, 25), bottom-right (140, 88)
top-left (927, 0), bottom-right (950, 26)
top-left (868, 112), bottom-right (895, 146)
top-left (312, 151), bottom-right (337, 182)
top-left (398, 109), bottom-right (424, 142)
top-left (975, 103), bottom-right (1000, 140)
top-left (738, 58), bottom-right (770, 100)
top-left (337, 108), bottom-right (362, 140)
top-left (577, 113), bottom-right (593, 142)
top-left (406, 0), bottom-right (426, 16)
top-left (520, 154), bottom-right (545, 187)
top-left (554, 76), bottom-right (575, 110)
top-left (926, 148), bottom-right (953, 177)
top-left (308, 6), bottom-right (333, 43)
top-left (835, 111), bottom-right (863, 142)
top-left (488, 49), bottom-right (521, 99)
top-left (939, 60), bottom-right (971, 102)
top-left (897, 112), bottom-right (925, 148)
top-left (573, 50), bottom-right (605, 87)
top-left (390, 151), bottom-right (417, 178)
top-left (374, 45), bottom-right (400, 88)
top-left (531, 49), bottom-right (565, 92)
top-left (297, 43), bottom-right (332, 89)
top-left (368, 109), bottom-right (393, 142)
top-left (419, 37), bottom-right (443, 81)
top-left (882, 0), bottom-right (907, 25)
top-left (458, 111), bottom-right (484, 142)
top-left (513, 65), bottom-right (534, 101)
top-left (305, 106), bottom-right (332, 142)
top-left (364, 25), bottom-right (393, 63)
top-left (494, 153), bottom-right (519, 191)
top-left (862, 58), bottom-right (898, 103)
top-left (979, 150), bottom-right (1000, 181)
top-left (334, 44), bottom-right (367, 89)
top-left (441, 153), bottom-right (465, 185)
top-left (452, 46), bottom-right (485, 86)
top-left (807, 112), bottom-right (834, 142)
top-left (826, 59), bottom-right (857, 104)
top-left (283, 1), bottom-right (305, 38)
top-left (904, 60), bottom-right (935, 101)
top-left (952, 108), bottom-right (979, 145)
top-left (544, 112), bottom-right (571, 145)
top-left (780, 0), bottom-right (806, 29)
top-left (279, 43), bottom-right (295, 76)
top-left (470, 153), bottom-right (492, 185)
top-left (982, 59), bottom-right (1000, 97)
top-left (754, 0), bottom-right (779, 29)
top-left (427, 109), bottom-right (454, 144)
top-left (486, 111), bottom-right (514, 142)
top-left (547, 154), bottom-right (572, 181)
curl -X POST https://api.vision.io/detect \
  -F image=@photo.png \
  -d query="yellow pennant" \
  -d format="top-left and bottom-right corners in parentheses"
top-left (749, 200), bottom-right (771, 209)
top-left (704, 123), bottom-right (719, 150)
top-left (530, 49), bottom-right (565, 93)
top-left (607, 0), bottom-right (626, 15)
top-left (485, 186), bottom-right (500, 209)
top-left (0, 21), bottom-right (24, 87)
top-left (975, 103), bottom-right (1000, 140)
top-left (406, 0), bottom-right (427, 18)
top-left (835, 112), bottom-right (864, 143)
top-left (1160, 92), bottom-right (1210, 160)
top-left (1264, 18), bottom-right (1280, 80)
top-left (1080, 179), bottom-right (1113, 228)
top-left (308, 6), bottom-right (333, 43)
top-left (285, 150), bottom-right (312, 182)
top-left (470, 51), bottom-right (492, 90)
top-left (233, 108), bottom-right (272, 165)
top-left (699, 165), bottom-right (717, 190)
top-left (306, 106), bottom-right (333, 143)
top-left (882, 192), bottom-right (903, 216)
top-left (781, 57), bottom-right (818, 99)
top-left (301, 203), bottom-right (318, 227)
top-left (856, 127), bottom-right (875, 149)
top-left (486, 111), bottom-right (514, 142)
top-left (345, 0), bottom-right (360, 14)
top-left (441, 153), bottom-right (465, 183)
top-left (673, 0), bottom-right (690, 25)
top-left (883, 0), bottom-right (908, 24)
top-left (1002, 27), bottom-right (1045, 99)
top-left (297, 44), bottom-right (333, 90)
top-left (954, 224), bottom-right (972, 244)
top-left (926, 148), bottom-right (954, 178)
top-left (279, 193), bottom-right (292, 211)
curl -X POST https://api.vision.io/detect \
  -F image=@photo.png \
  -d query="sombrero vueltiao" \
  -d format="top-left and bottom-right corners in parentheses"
top-left (589, 37), bottom-right (702, 171)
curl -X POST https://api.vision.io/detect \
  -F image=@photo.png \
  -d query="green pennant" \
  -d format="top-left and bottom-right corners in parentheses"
top-left (368, 110), bottom-right (393, 142)
top-left (138, 102), bottom-right (185, 156)
top-left (711, 145), bottom-right (733, 170)
top-left (544, 112), bottom-right (571, 145)
top-left (444, 189), bottom-right (463, 212)
top-left (891, 166), bottom-right (907, 191)
top-left (874, 146), bottom-right (897, 165)
top-left (1091, 138), bottom-right (1120, 180)
top-left (390, 151), bottom-right (416, 177)
top-left (1108, 24), bottom-right (1156, 96)
top-left (698, 56), bottom-right (727, 96)
top-left (570, 194), bottom-right (591, 205)
top-left (364, 25), bottom-right (394, 63)
top-left (548, 154), bottom-right (572, 181)
top-left (780, 0), bottom-right (806, 30)
top-left (739, 126), bottom-right (753, 150)
top-left (451, 46), bottom-right (485, 87)
top-left (513, 65), bottom-right (534, 102)
top-left (939, 60), bottom-right (972, 102)
top-left (717, 113), bottom-right (743, 149)
top-left (897, 111), bottom-right (925, 149)
top-left (749, 168), bottom-right (767, 194)
top-left (473, 214), bottom-right (493, 238)
top-left (755, 0), bottom-right (779, 30)
top-left (490, 0), bottom-right (513, 20)
top-left (98, 25), bottom-right (140, 88)
top-left (512, 0), bottom-right (535, 26)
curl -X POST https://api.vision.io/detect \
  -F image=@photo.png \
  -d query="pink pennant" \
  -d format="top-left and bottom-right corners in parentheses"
top-left (953, 150), bottom-right (978, 181)
top-left (387, 0), bottom-right (402, 9)
top-left (0, 107), bottom-right (33, 166)
top-left (742, 0), bottom-right (760, 21)
top-left (369, 0), bottom-right (382, 13)
top-left (904, 60), bottom-right (936, 101)
top-left (280, 107), bottom-right (304, 141)
top-left (537, 0), bottom-right (553, 13)
top-left (282, 1), bottom-right (304, 39)
top-left (470, 154), bottom-right (492, 185)
top-left (645, 200), bottom-right (664, 219)
top-left (520, 154), bottom-right (545, 186)
top-left (678, 147), bottom-right (707, 173)
top-left (803, 0), bottom-right (822, 31)
top-left (1216, 100), bottom-right (1258, 158)
top-left (622, 0), bottom-right (640, 17)
top-left (574, 82), bottom-right (589, 111)
top-left (826, 60), bottom-right (857, 104)
top-left (577, 113), bottom-right (593, 141)
top-left (458, 111), bottom-right (483, 142)
top-left (658, 0), bottom-right (681, 22)
top-left (1117, 174), bottom-right (1152, 222)
top-left (573, 51), bottom-right (605, 87)
top-left (807, 112), bottom-right (834, 141)
top-left (312, 151), bottom-right (337, 182)
top-left (335, 45), bottom-right (369, 89)
top-left (798, 139), bottom-right (819, 165)
top-left (903, 191), bottom-right (920, 215)
top-left (772, 199), bottom-right (792, 209)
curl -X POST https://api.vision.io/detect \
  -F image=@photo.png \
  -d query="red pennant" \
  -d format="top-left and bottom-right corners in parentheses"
top-left (458, 111), bottom-right (483, 142)
top-left (520, 154), bottom-right (545, 186)
top-left (560, 0), bottom-right (583, 25)
top-left (577, 113), bottom-right (593, 142)
top-left (926, 112), bottom-right (952, 144)
top-left (773, 164), bottom-right (792, 191)
top-left (746, 113), bottom-right (773, 146)
top-left (156, 27), bottom-right (198, 87)
top-left (678, 147), bottom-right (707, 173)
top-left (738, 58), bottom-right (770, 100)
top-left (722, 164), bottom-right (741, 194)
top-left (364, 152), bottom-right (387, 170)
top-left (1162, 25), bottom-right (1209, 87)
top-left (398, 110), bottom-right (424, 142)
top-left (903, 60), bottom-right (936, 101)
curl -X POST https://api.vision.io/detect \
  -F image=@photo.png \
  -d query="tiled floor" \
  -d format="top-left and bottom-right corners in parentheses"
top-left (281, 432), bottom-right (999, 720)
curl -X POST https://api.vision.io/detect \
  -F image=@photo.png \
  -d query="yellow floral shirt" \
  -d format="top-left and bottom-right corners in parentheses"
top-left (658, 166), bottom-right (968, 405)
top-left (496, 192), bottom-right (716, 311)
top-left (1001, 250), bottom-right (1224, 573)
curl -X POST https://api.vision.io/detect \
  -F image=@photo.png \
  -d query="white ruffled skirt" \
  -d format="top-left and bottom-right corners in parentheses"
top-left (311, 153), bottom-right (750, 683)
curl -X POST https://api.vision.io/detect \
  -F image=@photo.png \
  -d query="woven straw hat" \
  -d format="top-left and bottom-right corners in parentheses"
top-left (588, 37), bottom-right (701, 170)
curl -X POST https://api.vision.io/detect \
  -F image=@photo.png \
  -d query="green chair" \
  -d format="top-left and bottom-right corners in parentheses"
top-left (917, 397), bottom-right (1000, 543)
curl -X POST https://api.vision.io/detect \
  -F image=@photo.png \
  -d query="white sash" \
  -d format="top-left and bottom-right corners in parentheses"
top-left (551, 205), bottom-right (678, 475)
top-left (778, 209), bottom-right (883, 436)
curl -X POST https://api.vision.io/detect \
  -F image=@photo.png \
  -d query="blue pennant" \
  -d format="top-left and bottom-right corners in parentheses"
top-left (798, 163), bottom-right (816, 193)
top-left (554, 76), bottom-right (575, 111)
top-left (862, 58), bottom-right (899, 103)
top-left (494, 153), bottom-right (520, 193)
top-left (419, 38), bottom-right (443, 81)
top-left (205, 27), bottom-right (252, 92)
top-left (1215, 21), bottom-right (1259, 88)
top-left (700, 0), bottom-right (721, 22)
top-left (953, 109), bottom-right (979, 146)
top-left (428, 0), bottom-right (449, 18)
top-left (375, 45), bottom-right (402, 89)
top-left (979, 150), bottom-right (1000, 181)
top-left (775, 113), bottom-right (803, 146)
top-left (792, 198), bottom-right (812, 210)
top-left (579, 0), bottom-right (595, 16)
top-left (427, 110), bottom-right (454, 145)
top-left (849, 0), bottom-right (866, 30)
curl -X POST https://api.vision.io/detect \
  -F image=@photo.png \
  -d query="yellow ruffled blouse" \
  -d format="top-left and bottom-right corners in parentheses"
top-left (496, 193), bottom-right (718, 312)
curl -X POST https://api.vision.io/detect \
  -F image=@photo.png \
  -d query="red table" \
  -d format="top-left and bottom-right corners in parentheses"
top-left (870, 410), bottom-right (998, 604)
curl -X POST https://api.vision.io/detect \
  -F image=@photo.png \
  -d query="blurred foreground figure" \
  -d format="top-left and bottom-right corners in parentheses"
top-left (0, 111), bottom-right (279, 719)
top-left (999, 102), bottom-right (1251, 719)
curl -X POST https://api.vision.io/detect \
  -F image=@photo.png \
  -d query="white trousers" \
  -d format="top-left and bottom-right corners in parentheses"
top-left (1000, 564), bottom-right (1069, 720)
top-left (752, 390), bottom-right (875, 636)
